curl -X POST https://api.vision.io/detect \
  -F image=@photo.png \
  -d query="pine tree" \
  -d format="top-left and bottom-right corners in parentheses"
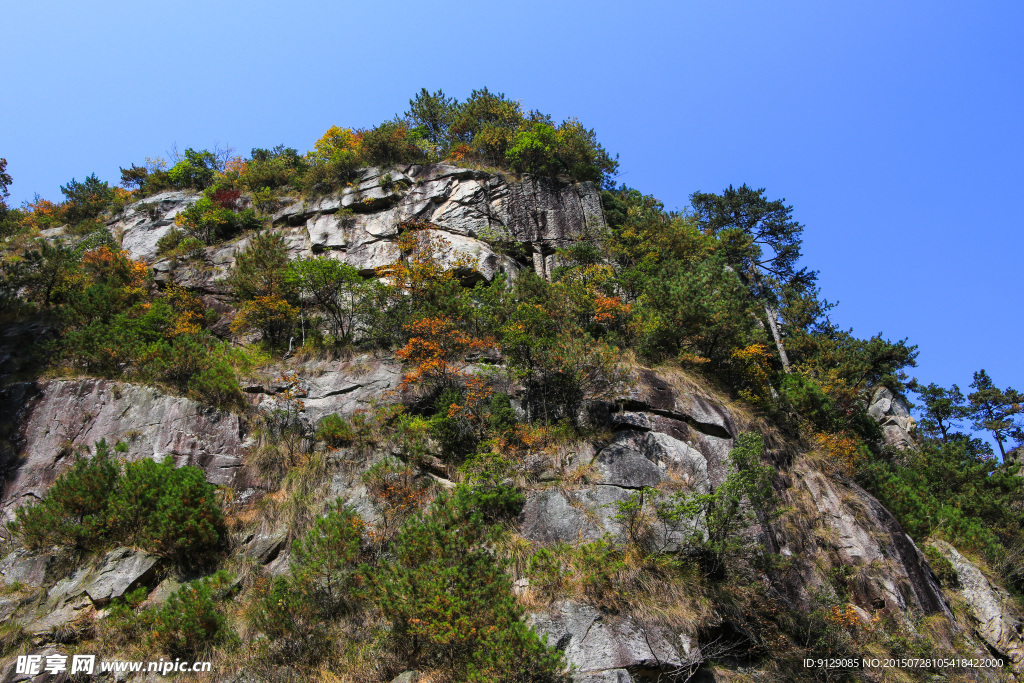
top-left (911, 381), bottom-right (968, 442)
top-left (968, 369), bottom-right (1024, 459)
top-left (690, 184), bottom-right (816, 373)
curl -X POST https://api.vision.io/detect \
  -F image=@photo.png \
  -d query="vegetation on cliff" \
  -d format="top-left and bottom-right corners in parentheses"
top-left (1, 90), bottom-right (1022, 682)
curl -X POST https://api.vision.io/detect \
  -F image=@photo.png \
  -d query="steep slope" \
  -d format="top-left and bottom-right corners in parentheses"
top-left (0, 165), bottom-right (1020, 683)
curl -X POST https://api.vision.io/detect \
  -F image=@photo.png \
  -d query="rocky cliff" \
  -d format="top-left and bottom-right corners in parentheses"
top-left (1, 165), bottom-right (1020, 682)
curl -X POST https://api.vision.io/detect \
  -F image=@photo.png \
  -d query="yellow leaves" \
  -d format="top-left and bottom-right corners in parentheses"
top-left (308, 126), bottom-right (362, 165)
top-left (163, 284), bottom-right (205, 336)
top-left (811, 430), bottom-right (865, 478)
top-left (230, 295), bottom-right (298, 341)
top-left (731, 342), bottom-right (774, 406)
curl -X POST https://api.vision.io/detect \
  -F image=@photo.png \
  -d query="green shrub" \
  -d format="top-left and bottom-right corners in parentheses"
top-left (10, 444), bottom-right (224, 562)
top-left (242, 146), bottom-right (304, 196)
top-left (360, 121), bottom-right (424, 167)
top-left (167, 148), bottom-right (217, 190)
top-left (487, 393), bottom-right (517, 435)
top-left (174, 197), bottom-right (262, 245)
top-left (248, 505), bottom-right (365, 665)
top-left (863, 436), bottom-right (1023, 565)
top-left (924, 546), bottom-right (959, 589)
top-left (369, 490), bottom-right (566, 681)
top-left (452, 482), bottom-right (525, 524)
top-left (147, 571), bottom-right (236, 658)
top-left (9, 440), bottom-right (120, 550)
top-left (528, 540), bottom-right (625, 605)
top-left (249, 576), bottom-right (327, 664)
top-left (506, 123), bottom-right (559, 176)
top-left (429, 388), bottom-right (479, 461)
top-left (107, 457), bottom-right (225, 562)
top-left (155, 228), bottom-right (184, 256)
top-left (60, 174), bottom-right (115, 225)
top-left (290, 503), bottom-right (365, 616)
top-left (315, 413), bottom-right (356, 447)
top-left (186, 357), bottom-right (241, 408)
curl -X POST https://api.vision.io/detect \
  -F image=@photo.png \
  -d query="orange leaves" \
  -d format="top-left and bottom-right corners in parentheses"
top-left (450, 143), bottom-right (473, 161)
top-left (812, 431), bottom-right (865, 478)
top-left (593, 293), bottom-right (631, 326)
top-left (396, 316), bottom-right (492, 391)
top-left (81, 247), bottom-right (151, 300)
top-left (27, 197), bottom-right (59, 218)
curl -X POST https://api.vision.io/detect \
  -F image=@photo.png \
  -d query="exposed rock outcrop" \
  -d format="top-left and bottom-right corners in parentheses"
top-left (529, 601), bottom-right (692, 680)
top-left (119, 164), bottom-right (606, 294)
top-left (1, 379), bottom-right (246, 520)
top-left (22, 548), bottom-right (159, 638)
top-left (774, 461), bottom-right (950, 619)
top-left (868, 386), bottom-right (916, 449)
top-left (110, 190), bottom-right (202, 262)
top-left (932, 540), bottom-right (1024, 672)
top-left (80, 547), bottom-right (160, 607)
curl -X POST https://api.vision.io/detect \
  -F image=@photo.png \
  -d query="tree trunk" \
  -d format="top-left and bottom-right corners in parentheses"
top-left (763, 303), bottom-right (791, 374)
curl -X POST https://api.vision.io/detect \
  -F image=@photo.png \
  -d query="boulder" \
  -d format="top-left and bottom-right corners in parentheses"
top-left (868, 387), bottom-right (915, 449)
top-left (593, 434), bottom-right (666, 489)
top-left (931, 541), bottom-right (1024, 672)
top-left (618, 368), bottom-right (736, 439)
top-left (113, 191), bottom-right (202, 262)
top-left (25, 566), bottom-right (94, 638)
top-left (528, 601), bottom-right (686, 677)
top-left (0, 550), bottom-right (51, 588)
top-left (641, 432), bottom-right (710, 493)
top-left (389, 673), bottom-right (420, 683)
top-left (82, 547), bottom-right (160, 606)
top-left (142, 577), bottom-right (182, 608)
top-left (242, 531), bottom-right (288, 565)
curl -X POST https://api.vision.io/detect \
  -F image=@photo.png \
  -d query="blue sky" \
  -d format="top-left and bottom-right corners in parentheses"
top-left (2, 0), bottom-right (1021, 427)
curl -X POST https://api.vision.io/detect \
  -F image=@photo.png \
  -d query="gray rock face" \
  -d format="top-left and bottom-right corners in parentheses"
top-left (641, 432), bottom-right (710, 494)
top-left (0, 549), bottom-right (50, 588)
top-left (242, 531), bottom-right (288, 565)
top-left (521, 485), bottom-right (635, 544)
top-left (22, 548), bottom-right (159, 637)
top-left (932, 541), bottom-right (1024, 672)
top-left (2, 379), bottom-right (245, 518)
top-left (245, 354), bottom-right (403, 428)
top-left (389, 673), bottom-right (420, 683)
top-left (529, 601), bottom-right (688, 678)
top-left (608, 368), bottom-right (736, 487)
top-left (296, 356), bottom-right (403, 424)
top-left (113, 191), bottom-right (202, 261)
top-left (134, 164), bottom-right (604, 292)
top-left (593, 434), bottom-right (667, 489)
top-left (82, 547), bottom-right (160, 606)
top-left (25, 565), bottom-right (94, 638)
top-left (779, 462), bottom-right (949, 618)
top-left (868, 386), bottom-right (916, 449)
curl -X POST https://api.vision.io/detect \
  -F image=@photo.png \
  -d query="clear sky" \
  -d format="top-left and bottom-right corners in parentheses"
top-left (2, 0), bottom-right (1021, 426)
